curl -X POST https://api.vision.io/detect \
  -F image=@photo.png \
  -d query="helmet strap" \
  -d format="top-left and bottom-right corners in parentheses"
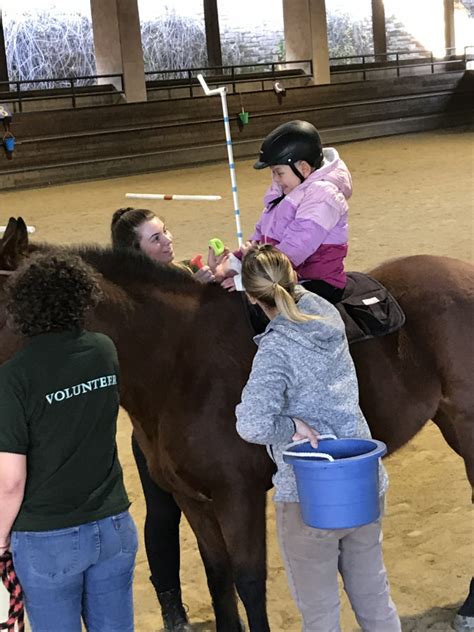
top-left (268, 193), bottom-right (286, 209)
top-left (289, 161), bottom-right (306, 182)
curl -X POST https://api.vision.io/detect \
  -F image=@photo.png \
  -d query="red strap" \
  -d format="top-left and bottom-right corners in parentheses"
top-left (0, 553), bottom-right (25, 632)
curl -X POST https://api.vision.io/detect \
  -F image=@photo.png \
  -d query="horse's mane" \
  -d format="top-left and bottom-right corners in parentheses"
top-left (32, 242), bottom-right (199, 294)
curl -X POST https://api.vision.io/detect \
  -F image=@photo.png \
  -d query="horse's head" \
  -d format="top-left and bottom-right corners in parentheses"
top-left (0, 217), bottom-right (29, 363)
top-left (0, 217), bottom-right (29, 272)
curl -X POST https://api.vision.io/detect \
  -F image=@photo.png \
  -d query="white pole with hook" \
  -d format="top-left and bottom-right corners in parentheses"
top-left (197, 73), bottom-right (243, 248)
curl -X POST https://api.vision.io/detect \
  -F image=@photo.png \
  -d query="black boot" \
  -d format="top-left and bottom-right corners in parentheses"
top-left (157, 587), bottom-right (193, 632)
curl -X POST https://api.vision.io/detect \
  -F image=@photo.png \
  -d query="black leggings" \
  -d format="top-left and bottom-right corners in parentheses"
top-left (131, 434), bottom-right (182, 593)
top-left (300, 279), bottom-right (345, 303)
top-left (248, 279), bottom-right (345, 334)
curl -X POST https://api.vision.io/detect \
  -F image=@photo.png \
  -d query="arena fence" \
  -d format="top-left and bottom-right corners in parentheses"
top-left (330, 46), bottom-right (471, 81)
top-left (145, 59), bottom-right (313, 98)
top-left (0, 47), bottom-right (471, 112)
top-left (0, 74), bottom-right (124, 113)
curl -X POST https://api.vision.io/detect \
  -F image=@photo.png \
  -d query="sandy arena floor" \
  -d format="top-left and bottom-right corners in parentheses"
top-left (1, 128), bottom-right (473, 631)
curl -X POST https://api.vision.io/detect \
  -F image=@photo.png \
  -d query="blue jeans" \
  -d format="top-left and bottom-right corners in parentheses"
top-left (11, 511), bottom-right (138, 632)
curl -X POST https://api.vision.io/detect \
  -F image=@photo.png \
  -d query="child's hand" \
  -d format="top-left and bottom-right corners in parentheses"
top-left (292, 417), bottom-right (320, 448)
top-left (194, 265), bottom-right (215, 284)
top-left (240, 240), bottom-right (257, 257)
top-left (207, 247), bottom-right (230, 276)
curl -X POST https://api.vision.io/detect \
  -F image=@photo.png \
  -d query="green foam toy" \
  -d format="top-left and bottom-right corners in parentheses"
top-left (209, 237), bottom-right (225, 257)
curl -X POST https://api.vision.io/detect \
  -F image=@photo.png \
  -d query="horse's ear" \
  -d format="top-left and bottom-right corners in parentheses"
top-left (1, 217), bottom-right (18, 244)
top-left (0, 216), bottom-right (29, 271)
top-left (15, 217), bottom-right (29, 254)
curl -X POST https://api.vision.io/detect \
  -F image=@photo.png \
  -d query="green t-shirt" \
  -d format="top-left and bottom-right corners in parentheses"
top-left (0, 330), bottom-right (130, 531)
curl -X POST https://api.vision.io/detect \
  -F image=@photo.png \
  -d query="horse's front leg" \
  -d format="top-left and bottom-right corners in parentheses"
top-left (176, 494), bottom-right (244, 632)
top-left (213, 484), bottom-right (271, 632)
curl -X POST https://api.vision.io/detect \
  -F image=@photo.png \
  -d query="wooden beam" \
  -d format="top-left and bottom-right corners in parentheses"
top-left (0, 10), bottom-right (9, 84)
top-left (444, 0), bottom-right (455, 53)
top-left (309, 0), bottom-right (330, 84)
top-left (90, 0), bottom-right (146, 103)
top-left (203, 0), bottom-right (222, 69)
top-left (371, 0), bottom-right (387, 59)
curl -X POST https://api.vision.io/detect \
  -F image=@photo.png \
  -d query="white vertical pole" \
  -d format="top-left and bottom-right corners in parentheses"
top-left (197, 74), bottom-right (243, 247)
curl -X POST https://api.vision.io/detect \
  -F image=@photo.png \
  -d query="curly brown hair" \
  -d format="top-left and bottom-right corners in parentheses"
top-left (5, 252), bottom-right (103, 336)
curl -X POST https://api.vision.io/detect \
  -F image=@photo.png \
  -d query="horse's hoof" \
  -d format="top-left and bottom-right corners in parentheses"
top-left (453, 615), bottom-right (474, 631)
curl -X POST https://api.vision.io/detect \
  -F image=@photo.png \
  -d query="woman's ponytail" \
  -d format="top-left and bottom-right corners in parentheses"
top-left (273, 283), bottom-right (313, 323)
top-left (242, 244), bottom-right (318, 323)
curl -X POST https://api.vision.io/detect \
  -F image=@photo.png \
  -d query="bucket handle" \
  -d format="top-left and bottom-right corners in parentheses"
top-left (282, 435), bottom-right (337, 460)
top-left (282, 449), bottom-right (335, 461)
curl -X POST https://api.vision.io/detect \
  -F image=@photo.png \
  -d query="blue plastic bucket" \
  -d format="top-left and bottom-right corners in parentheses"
top-left (283, 435), bottom-right (387, 529)
top-left (3, 136), bottom-right (15, 152)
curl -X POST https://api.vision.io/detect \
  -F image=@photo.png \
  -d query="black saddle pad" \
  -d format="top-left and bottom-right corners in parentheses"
top-left (335, 271), bottom-right (405, 344)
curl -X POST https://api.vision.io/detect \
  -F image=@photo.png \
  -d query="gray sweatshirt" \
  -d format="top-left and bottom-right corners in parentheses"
top-left (235, 290), bottom-right (388, 502)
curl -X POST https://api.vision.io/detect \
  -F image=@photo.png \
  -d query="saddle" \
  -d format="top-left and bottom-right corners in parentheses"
top-left (335, 272), bottom-right (405, 344)
top-left (244, 272), bottom-right (405, 345)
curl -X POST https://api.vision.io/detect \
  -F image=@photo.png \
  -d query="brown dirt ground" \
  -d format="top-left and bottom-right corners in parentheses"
top-left (1, 128), bottom-right (473, 631)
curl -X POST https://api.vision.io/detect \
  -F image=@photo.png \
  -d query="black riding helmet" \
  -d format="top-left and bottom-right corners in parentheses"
top-left (253, 120), bottom-right (323, 182)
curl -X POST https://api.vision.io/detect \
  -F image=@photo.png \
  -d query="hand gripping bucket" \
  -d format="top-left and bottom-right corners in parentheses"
top-left (283, 435), bottom-right (387, 529)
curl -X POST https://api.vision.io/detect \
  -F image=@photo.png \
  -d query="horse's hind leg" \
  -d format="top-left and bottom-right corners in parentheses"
top-left (213, 485), bottom-right (270, 632)
top-left (176, 494), bottom-right (244, 632)
top-left (433, 393), bottom-right (474, 627)
top-left (432, 404), bottom-right (462, 456)
top-left (433, 396), bottom-right (474, 498)
top-left (431, 299), bottom-right (474, 498)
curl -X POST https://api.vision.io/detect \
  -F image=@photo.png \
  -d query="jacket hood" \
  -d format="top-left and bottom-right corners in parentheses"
top-left (255, 290), bottom-right (346, 351)
top-left (263, 147), bottom-right (352, 207)
top-left (314, 148), bottom-right (353, 199)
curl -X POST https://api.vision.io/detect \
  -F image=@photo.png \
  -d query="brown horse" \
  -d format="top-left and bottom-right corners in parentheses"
top-left (0, 217), bottom-right (473, 632)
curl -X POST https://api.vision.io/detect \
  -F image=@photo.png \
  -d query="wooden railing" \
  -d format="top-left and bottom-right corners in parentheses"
top-left (329, 46), bottom-right (471, 81)
top-left (0, 74), bottom-right (124, 112)
top-left (145, 59), bottom-right (313, 97)
top-left (0, 45), bottom-right (471, 110)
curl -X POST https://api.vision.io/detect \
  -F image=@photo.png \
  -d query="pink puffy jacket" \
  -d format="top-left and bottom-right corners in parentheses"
top-left (251, 148), bottom-right (352, 288)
